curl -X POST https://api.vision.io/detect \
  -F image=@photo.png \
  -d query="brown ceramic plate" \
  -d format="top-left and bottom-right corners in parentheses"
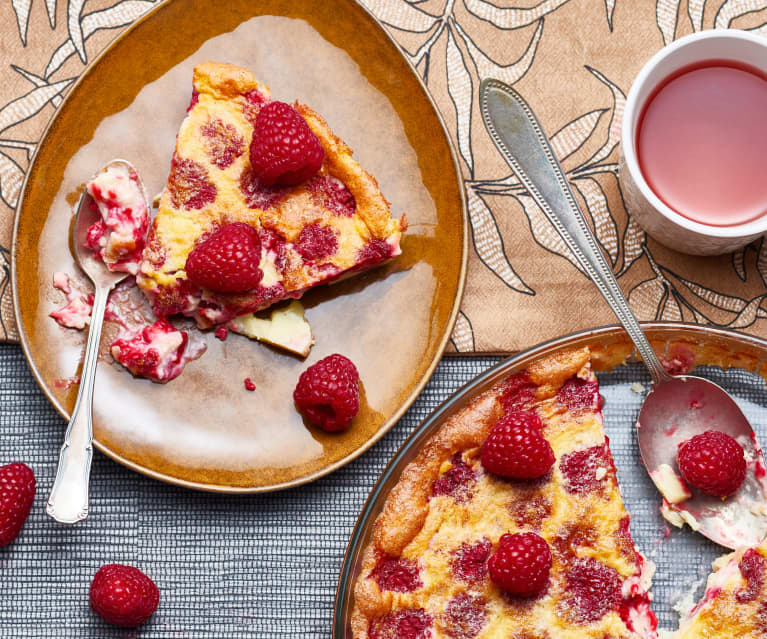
top-left (11, 0), bottom-right (467, 492)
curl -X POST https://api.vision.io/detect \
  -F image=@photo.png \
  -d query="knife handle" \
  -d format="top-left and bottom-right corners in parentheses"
top-left (479, 78), bottom-right (669, 386)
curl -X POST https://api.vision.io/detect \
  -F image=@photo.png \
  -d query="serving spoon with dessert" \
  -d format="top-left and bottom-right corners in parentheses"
top-left (480, 78), bottom-right (767, 549)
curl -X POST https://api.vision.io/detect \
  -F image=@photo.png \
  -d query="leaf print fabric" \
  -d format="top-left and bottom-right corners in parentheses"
top-left (1, 0), bottom-right (767, 349)
top-left (363, 0), bottom-right (767, 352)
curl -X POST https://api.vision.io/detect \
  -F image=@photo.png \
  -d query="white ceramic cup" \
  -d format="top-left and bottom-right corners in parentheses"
top-left (619, 30), bottom-right (767, 256)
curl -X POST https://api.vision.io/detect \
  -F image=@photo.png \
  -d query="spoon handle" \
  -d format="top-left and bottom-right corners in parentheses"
top-left (46, 284), bottom-right (109, 524)
top-left (480, 78), bottom-right (670, 386)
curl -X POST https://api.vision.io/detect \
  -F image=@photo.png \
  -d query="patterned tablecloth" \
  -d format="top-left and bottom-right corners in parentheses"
top-left (2, 1), bottom-right (767, 351)
top-left (3, 342), bottom-right (767, 637)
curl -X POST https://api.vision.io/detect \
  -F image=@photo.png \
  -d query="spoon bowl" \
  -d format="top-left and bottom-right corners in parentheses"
top-left (638, 374), bottom-right (767, 548)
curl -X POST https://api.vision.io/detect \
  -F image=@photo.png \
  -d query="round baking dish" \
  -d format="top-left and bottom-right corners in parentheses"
top-left (333, 322), bottom-right (767, 636)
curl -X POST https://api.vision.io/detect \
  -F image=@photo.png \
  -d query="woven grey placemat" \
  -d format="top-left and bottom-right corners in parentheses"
top-left (1, 344), bottom-right (766, 637)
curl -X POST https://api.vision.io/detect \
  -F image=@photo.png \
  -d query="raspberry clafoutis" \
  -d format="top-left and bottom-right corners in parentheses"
top-left (675, 541), bottom-right (767, 638)
top-left (137, 62), bottom-right (407, 329)
top-left (352, 347), bottom-right (658, 639)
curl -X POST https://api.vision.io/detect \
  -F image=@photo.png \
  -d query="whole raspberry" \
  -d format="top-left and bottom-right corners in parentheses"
top-left (677, 430), bottom-right (746, 497)
top-left (480, 411), bottom-right (554, 479)
top-left (250, 101), bottom-right (324, 186)
top-left (0, 462), bottom-right (36, 546)
top-left (488, 532), bottom-right (552, 596)
top-left (185, 222), bottom-right (263, 293)
top-left (90, 564), bottom-right (159, 628)
top-left (293, 354), bottom-right (360, 431)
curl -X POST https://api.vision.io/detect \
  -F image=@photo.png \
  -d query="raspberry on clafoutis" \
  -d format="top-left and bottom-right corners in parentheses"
top-left (563, 557), bottom-right (621, 623)
top-left (307, 175), bottom-right (356, 217)
top-left (450, 538), bottom-right (492, 584)
top-left (185, 222), bottom-right (263, 293)
top-left (556, 377), bottom-right (599, 412)
top-left (90, 564), bottom-right (159, 628)
top-left (250, 101), bottom-right (324, 186)
top-left (677, 430), bottom-right (747, 497)
top-left (737, 548), bottom-right (767, 603)
top-left (443, 593), bottom-right (487, 639)
top-left (293, 354), bottom-right (360, 432)
top-left (369, 609), bottom-right (432, 639)
top-left (559, 444), bottom-right (613, 495)
top-left (295, 223), bottom-right (338, 262)
top-left (0, 462), bottom-right (35, 546)
top-left (370, 555), bottom-right (422, 593)
top-left (480, 411), bottom-right (554, 479)
top-left (488, 532), bottom-right (552, 596)
top-left (200, 117), bottom-right (245, 169)
top-left (499, 372), bottom-right (537, 412)
top-left (432, 453), bottom-right (477, 503)
top-left (167, 157), bottom-right (216, 210)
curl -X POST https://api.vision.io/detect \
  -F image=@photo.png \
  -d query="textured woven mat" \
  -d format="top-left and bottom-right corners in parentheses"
top-left (2, 345), bottom-right (767, 636)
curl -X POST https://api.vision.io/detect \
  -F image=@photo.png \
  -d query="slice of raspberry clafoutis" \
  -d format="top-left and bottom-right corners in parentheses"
top-left (137, 62), bottom-right (406, 329)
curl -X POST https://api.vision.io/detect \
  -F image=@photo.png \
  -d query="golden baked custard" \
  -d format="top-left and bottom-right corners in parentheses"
top-left (675, 541), bottom-right (767, 638)
top-left (352, 347), bottom-right (657, 639)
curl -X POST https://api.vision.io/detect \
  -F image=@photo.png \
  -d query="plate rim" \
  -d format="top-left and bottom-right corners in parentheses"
top-left (10, 0), bottom-right (469, 493)
top-left (331, 321), bottom-right (767, 636)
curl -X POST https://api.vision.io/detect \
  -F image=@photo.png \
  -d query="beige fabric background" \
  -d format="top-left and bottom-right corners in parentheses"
top-left (0, 0), bottom-right (766, 352)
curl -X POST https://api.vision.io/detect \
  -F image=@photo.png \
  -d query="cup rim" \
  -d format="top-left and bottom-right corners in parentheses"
top-left (622, 29), bottom-right (767, 238)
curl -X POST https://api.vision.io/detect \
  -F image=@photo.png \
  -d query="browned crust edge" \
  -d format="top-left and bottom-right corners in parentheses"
top-left (297, 103), bottom-right (406, 240)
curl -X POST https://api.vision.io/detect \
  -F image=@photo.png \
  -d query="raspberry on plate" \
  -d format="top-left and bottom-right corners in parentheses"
top-left (185, 222), bottom-right (263, 293)
top-left (250, 101), bottom-right (324, 185)
top-left (293, 354), bottom-right (360, 432)
top-left (480, 411), bottom-right (554, 479)
top-left (0, 462), bottom-right (36, 547)
top-left (677, 430), bottom-right (747, 497)
top-left (90, 564), bottom-right (159, 628)
top-left (488, 532), bottom-right (552, 596)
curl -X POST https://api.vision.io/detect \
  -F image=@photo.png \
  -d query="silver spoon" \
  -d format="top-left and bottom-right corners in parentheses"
top-left (480, 78), bottom-right (767, 549)
top-left (46, 159), bottom-right (148, 524)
